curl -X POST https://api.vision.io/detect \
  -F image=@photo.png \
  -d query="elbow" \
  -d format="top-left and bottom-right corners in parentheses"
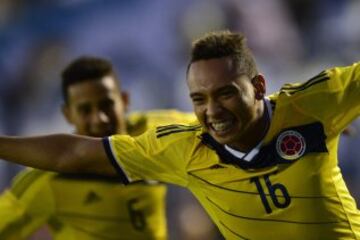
top-left (51, 135), bottom-right (104, 175)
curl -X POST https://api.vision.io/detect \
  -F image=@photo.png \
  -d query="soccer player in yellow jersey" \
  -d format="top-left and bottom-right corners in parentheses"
top-left (0, 56), bottom-right (195, 240)
top-left (0, 31), bottom-right (359, 239)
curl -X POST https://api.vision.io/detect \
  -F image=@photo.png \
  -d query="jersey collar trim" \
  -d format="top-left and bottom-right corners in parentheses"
top-left (224, 98), bottom-right (273, 162)
top-left (201, 121), bottom-right (328, 170)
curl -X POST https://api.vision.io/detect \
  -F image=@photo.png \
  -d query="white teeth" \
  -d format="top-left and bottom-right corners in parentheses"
top-left (211, 121), bottom-right (232, 131)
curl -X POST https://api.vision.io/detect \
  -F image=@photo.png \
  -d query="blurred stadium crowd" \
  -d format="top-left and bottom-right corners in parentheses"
top-left (0, 0), bottom-right (359, 239)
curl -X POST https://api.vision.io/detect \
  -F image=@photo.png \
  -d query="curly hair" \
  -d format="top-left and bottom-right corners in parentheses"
top-left (187, 30), bottom-right (258, 78)
top-left (61, 56), bottom-right (119, 103)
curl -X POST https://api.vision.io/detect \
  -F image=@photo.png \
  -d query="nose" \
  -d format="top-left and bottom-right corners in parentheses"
top-left (206, 99), bottom-right (223, 118)
top-left (90, 110), bottom-right (109, 124)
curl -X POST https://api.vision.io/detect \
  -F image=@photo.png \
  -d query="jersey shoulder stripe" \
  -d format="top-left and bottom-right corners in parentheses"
top-left (280, 71), bottom-right (330, 95)
top-left (126, 110), bottom-right (197, 136)
top-left (156, 124), bottom-right (201, 138)
top-left (11, 169), bottom-right (49, 197)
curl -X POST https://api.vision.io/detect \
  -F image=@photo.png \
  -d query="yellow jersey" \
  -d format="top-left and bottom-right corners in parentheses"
top-left (105, 63), bottom-right (360, 239)
top-left (0, 109), bottom-right (196, 240)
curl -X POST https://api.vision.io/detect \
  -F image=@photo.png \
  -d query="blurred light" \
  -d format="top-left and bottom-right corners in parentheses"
top-left (181, 0), bottom-right (227, 42)
top-left (58, 0), bottom-right (97, 7)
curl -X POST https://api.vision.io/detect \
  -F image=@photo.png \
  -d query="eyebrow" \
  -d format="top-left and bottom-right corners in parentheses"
top-left (189, 92), bottom-right (202, 98)
top-left (216, 85), bottom-right (237, 92)
top-left (189, 84), bottom-right (238, 98)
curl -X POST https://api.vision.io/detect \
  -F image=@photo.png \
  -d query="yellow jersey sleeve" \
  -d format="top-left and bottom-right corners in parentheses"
top-left (0, 169), bottom-right (55, 239)
top-left (104, 124), bottom-right (202, 187)
top-left (280, 62), bottom-right (360, 135)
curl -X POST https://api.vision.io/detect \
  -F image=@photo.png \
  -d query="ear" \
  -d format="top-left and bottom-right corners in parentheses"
top-left (62, 103), bottom-right (73, 124)
top-left (121, 91), bottom-right (130, 113)
top-left (252, 74), bottom-right (266, 100)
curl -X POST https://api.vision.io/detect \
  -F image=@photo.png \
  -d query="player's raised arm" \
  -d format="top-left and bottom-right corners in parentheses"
top-left (0, 134), bottom-right (116, 176)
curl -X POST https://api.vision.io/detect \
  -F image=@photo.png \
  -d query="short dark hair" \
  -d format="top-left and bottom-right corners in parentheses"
top-left (61, 56), bottom-right (119, 103)
top-left (187, 30), bottom-right (258, 78)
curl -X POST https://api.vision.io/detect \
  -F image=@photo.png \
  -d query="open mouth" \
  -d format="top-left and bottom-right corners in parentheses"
top-left (209, 119), bottom-right (235, 135)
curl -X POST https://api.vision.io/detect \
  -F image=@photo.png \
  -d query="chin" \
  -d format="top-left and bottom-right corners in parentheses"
top-left (90, 131), bottom-right (112, 137)
top-left (209, 126), bottom-right (240, 144)
top-left (210, 132), bottom-right (234, 145)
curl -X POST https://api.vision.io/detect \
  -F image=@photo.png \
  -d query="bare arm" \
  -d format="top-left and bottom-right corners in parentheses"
top-left (0, 134), bottom-right (116, 176)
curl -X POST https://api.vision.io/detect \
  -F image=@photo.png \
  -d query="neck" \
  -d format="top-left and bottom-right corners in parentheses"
top-left (228, 100), bottom-right (270, 152)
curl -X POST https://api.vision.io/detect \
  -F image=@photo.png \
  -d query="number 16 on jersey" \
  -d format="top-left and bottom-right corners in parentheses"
top-left (250, 175), bottom-right (291, 214)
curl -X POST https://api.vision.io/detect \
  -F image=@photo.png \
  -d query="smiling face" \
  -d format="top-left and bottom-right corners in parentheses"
top-left (187, 57), bottom-right (266, 150)
top-left (63, 75), bottom-right (128, 137)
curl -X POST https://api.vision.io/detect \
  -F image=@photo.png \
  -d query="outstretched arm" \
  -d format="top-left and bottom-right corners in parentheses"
top-left (0, 134), bottom-right (116, 176)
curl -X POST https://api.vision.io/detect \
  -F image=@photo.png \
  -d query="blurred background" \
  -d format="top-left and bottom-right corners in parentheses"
top-left (0, 0), bottom-right (359, 239)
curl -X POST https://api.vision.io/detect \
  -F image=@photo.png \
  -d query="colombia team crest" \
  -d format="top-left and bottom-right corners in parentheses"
top-left (276, 130), bottom-right (306, 160)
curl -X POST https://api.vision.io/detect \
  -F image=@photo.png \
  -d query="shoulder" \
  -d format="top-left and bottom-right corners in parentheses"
top-left (142, 109), bottom-right (197, 126)
top-left (279, 70), bottom-right (331, 97)
top-left (279, 62), bottom-right (360, 98)
top-left (154, 122), bottom-right (202, 141)
top-left (150, 123), bottom-right (204, 158)
top-left (111, 122), bottom-right (203, 154)
top-left (127, 109), bottom-right (198, 136)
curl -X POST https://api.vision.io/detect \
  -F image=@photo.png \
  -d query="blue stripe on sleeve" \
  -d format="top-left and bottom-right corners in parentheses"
top-left (102, 137), bottom-right (130, 184)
